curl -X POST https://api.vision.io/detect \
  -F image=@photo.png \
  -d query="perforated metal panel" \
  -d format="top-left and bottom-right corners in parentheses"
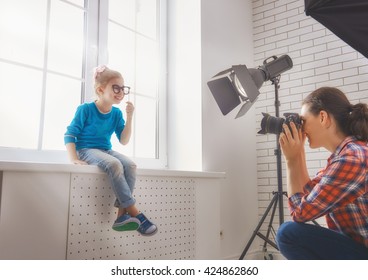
top-left (67, 173), bottom-right (196, 260)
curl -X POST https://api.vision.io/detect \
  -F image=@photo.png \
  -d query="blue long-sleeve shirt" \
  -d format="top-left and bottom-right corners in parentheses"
top-left (64, 102), bottom-right (125, 150)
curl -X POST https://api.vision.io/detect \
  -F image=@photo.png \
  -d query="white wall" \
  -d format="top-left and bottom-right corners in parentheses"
top-left (201, 0), bottom-right (259, 259)
top-left (168, 0), bottom-right (368, 260)
top-left (167, 0), bottom-right (202, 171)
top-left (254, 0), bottom-right (368, 235)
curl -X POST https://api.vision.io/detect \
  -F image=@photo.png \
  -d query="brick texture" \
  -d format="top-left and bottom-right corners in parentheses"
top-left (252, 0), bottom-right (368, 234)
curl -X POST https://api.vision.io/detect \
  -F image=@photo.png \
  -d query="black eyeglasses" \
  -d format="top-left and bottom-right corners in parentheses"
top-left (112, 84), bottom-right (130, 94)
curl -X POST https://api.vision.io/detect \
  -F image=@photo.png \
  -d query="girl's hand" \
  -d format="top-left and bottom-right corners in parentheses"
top-left (279, 121), bottom-right (306, 161)
top-left (126, 101), bottom-right (135, 117)
top-left (72, 159), bottom-right (88, 165)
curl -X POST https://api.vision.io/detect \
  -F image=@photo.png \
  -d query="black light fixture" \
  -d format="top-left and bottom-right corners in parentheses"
top-left (207, 55), bottom-right (293, 118)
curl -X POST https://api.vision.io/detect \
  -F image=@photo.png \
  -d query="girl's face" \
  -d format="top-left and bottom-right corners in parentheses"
top-left (300, 104), bottom-right (325, 149)
top-left (99, 77), bottom-right (126, 105)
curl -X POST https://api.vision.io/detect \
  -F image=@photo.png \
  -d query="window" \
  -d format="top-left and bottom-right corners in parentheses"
top-left (0, 0), bottom-right (167, 168)
top-left (0, 0), bottom-right (85, 151)
top-left (105, 0), bottom-right (164, 161)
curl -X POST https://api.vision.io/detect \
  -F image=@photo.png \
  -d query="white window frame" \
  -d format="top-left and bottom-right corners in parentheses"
top-left (0, 0), bottom-right (167, 169)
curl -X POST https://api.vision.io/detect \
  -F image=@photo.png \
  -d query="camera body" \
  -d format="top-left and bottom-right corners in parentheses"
top-left (284, 113), bottom-right (302, 129)
top-left (258, 112), bottom-right (302, 135)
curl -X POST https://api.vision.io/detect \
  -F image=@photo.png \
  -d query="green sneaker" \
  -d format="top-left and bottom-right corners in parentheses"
top-left (112, 214), bottom-right (140, 231)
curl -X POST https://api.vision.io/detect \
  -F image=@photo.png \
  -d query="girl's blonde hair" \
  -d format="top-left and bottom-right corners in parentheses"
top-left (93, 65), bottom-right (122, 95)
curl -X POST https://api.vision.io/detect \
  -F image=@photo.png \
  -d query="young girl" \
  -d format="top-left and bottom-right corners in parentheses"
top-left (276, 87), bottom-right (368, 259)
top-left (64, 65), bottom-right (157, 236)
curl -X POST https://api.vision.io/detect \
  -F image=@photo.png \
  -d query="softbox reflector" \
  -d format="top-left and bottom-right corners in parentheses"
top-left (305, 0), bottom-right (368, 58)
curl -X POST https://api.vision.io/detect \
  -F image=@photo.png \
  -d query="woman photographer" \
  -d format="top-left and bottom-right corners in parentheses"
top-left (276, 87), bottom-right (368, 259)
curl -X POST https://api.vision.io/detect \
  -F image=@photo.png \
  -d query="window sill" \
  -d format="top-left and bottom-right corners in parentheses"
top-left (0, 160), bottom-right (226, 179)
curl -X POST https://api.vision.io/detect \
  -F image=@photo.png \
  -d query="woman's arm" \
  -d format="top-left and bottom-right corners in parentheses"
top-left (279, 122), bottom-right (310, 196)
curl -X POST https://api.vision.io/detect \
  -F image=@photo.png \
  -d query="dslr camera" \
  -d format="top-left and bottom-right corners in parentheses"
top-left (258, 112), bottom-right (302, 135)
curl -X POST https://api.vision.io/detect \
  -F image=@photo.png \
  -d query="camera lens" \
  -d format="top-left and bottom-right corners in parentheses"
top-left (258, 113), bottom-right (285, 135)
top-left (258, 112), bottom-right (302, 135)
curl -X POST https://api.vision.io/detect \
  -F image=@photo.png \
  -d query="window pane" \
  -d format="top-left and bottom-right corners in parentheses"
top-left (107, 1), bottom-right (161, 160)
top-left (108, 23), bottom-right (135, 86)
top-left (66, 0), bottom-right (85, 8)
top-left (135, 96), bottom-right (156, 158)
top-left (109, 0), bottom-right (157, 39)
top-left (48, 0), bottom-right (85, 78)
top-left (111, 135), bottom-right (134, 158)
top-left (0, 63), bottom-right (43, 149)
top-left (42, 74), bottom-right (82, 150)
top-left (0, 0), bottom-right (47, 68)
top-left (136, 35), bottom-right (158, 97)
top-left (109, 0), bottom-right (135, 29)
top-left (136, 0), bottom-right (157, 39)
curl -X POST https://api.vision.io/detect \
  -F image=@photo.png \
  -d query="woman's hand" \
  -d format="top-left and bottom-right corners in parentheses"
top-left (279, 121), bottom-right (306, 162)
top-left (280, 121), bottom-right (310, 196)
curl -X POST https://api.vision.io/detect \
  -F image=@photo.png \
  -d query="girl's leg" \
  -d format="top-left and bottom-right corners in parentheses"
top-left (84, 149), bottom-right (157, 236)
top-left (105, 151), bottom-right (157, 235)
top-left (106, 150), bottom-right (136, 194)
top-left (78, 149), bottom-right (140, 231)
top-left (78, 149), bottom-right (136, 209)
top-left (105, 151), bottom-right (141, 219)
top-left (118, 204), bottom-right (139, 217)
top-left (104, 150), bottom-right (139, 218)
top-left (276, 221), bottom-right (368, 260)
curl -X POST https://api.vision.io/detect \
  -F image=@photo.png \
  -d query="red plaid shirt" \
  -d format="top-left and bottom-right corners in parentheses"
top-left (289, 136), bottom-right (368, 248)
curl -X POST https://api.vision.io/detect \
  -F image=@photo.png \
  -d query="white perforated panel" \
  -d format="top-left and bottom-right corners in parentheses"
top-left (67, 173), bottom-right (196, 260)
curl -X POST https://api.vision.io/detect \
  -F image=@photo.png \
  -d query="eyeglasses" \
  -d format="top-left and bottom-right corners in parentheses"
top-left (112, 84), bottom-right (130, 94)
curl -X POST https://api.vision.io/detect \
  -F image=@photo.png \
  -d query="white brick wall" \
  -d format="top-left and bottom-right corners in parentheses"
top-left (252, 0), bottom-right (368, 235)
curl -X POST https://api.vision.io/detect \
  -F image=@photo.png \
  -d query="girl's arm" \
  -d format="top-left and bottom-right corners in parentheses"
top-left (65, 142), bottom-right (87, 165)
top-left (64, 104), bottom-right (88, 164)
top-left (120, 101), bottom-right (134, 145)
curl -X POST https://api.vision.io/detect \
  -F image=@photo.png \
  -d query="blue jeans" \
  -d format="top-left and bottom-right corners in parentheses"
top-left (276, 221), bottom-right (368, 260)
top-left (78, 149), bottom-right (137, 208)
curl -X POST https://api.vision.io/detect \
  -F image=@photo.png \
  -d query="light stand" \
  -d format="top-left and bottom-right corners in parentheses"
top-left (206, 55), bottom-right (294, 260)
top-left (239, 75), bottom-right (287, 260)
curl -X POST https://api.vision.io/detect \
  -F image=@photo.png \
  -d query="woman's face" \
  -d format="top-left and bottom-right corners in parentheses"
top-left (300, 104), bottom-right (325, 149)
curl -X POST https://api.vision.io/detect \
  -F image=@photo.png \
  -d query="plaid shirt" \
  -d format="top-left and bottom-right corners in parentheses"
top-left (289, 136), bottom-right (368, 248)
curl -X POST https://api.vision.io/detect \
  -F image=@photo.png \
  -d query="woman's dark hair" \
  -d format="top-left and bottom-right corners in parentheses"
top-left (302, 87), bottom-right (368, 142)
